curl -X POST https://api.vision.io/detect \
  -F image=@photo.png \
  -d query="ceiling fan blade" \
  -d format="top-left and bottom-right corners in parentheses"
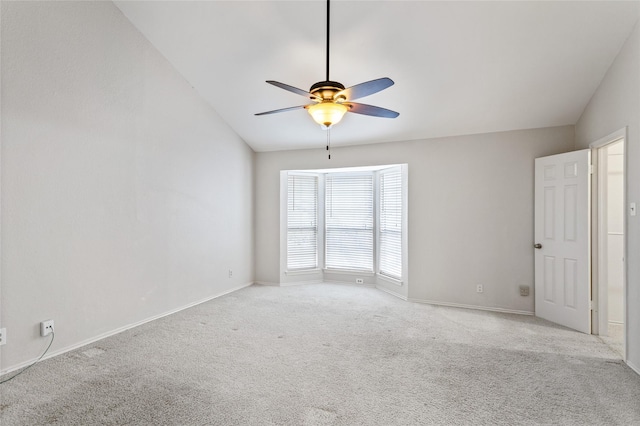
top-left (255, 105), bottom-right (309, 116)
top-left (335, 77), bottom-right (394, 101)
top-left (346, 102), bottom-right (399, 118)
top-left (266, 80), bottom-right (314, 99)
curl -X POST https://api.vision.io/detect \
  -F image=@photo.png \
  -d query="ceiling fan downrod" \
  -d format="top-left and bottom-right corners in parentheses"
top-left (326, 0), bottom-right (330, 82)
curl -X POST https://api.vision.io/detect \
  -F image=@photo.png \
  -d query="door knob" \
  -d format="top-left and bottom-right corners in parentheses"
top-left (534, 243), bottom-right (542, 249)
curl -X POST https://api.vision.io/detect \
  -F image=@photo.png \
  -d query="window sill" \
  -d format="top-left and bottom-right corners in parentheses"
top-left (377, 273), bottom-right (403, 286)
top-left (285, 268), bottom-right (322, 276)
top-left (323, 268), bottom-right (375, 277)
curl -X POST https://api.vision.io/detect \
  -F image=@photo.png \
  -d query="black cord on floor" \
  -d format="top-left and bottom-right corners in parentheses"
top-left (0, 331), bottom-right (55, 384)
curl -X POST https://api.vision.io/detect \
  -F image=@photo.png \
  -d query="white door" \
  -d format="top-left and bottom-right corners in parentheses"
top-left (534, 149), bottom-right (591, 333)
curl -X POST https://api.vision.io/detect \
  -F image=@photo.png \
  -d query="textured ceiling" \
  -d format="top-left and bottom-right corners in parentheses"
top-left (115, 1), bottom-right (640, 152)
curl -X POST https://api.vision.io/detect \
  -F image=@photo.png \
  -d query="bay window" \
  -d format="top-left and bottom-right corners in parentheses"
top-left (284, 165), bottom-right (405, 283)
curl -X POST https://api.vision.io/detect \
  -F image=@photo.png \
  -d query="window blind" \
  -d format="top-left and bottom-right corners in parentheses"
top-left (325, 174), bottom-right (373, 271)
top-left (379, 168), bottom-right (402, 279)
top-left (287, 174), bottom-right (318, 270)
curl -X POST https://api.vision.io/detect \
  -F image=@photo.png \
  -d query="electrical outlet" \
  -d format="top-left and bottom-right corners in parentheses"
top-left (476, 285), bottom-right (484, 293)
top-left (40, 320), bottom-right (54, 337)
top-left (228, 269), bottom-right (233, 278)
top-left (0, 328), bottom-right (6, 345)
top-left (356, 278), bottom-right (364, 284)
top-left (519, 285), bottom-right (530, 296)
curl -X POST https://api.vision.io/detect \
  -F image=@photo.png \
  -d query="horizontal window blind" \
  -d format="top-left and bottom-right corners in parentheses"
top-left (287, 174), bottom-right (318, 270)
top-left (325, 174), bottom-right (373, 271)
top-left (379, 168), bottom-right (402, 279)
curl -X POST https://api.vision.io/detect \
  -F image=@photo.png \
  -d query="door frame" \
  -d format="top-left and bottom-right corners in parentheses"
top-left (589, 127), bottom-right (628, 360)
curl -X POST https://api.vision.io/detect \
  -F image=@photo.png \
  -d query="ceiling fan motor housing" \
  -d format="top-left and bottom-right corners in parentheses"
top-left (310, 81), bottom-right (346, 102)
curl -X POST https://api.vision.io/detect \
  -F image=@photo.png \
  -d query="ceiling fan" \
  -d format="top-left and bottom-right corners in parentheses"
top-left (255, 0), bottom-right (399, 130)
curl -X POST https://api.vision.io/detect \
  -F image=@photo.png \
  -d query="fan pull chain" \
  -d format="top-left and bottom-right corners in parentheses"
top-left (327, 129), bottom-right (331, 160)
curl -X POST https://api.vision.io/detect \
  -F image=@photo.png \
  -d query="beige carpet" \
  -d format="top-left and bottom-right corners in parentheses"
top-left (1, 283), bottom-right (639, 425)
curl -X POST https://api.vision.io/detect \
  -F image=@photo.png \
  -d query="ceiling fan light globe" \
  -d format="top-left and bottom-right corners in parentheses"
top-left (308, 102), bottom-right (348, 129)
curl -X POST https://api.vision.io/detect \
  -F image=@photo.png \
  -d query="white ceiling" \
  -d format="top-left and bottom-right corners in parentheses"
top-left (114, 1), bottom-right (640, 152)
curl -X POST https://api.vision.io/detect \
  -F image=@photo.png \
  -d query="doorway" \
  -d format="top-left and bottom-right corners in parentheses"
top-left (592, 130), bottom-right (626, 359)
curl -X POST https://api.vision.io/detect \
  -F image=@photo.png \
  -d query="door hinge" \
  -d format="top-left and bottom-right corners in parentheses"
top-left (589, 164), bottom-right (594, 174)
top-left (589, 300), bottom-right (593, 310)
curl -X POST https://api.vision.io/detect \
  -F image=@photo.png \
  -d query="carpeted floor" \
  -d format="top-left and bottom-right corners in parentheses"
top-left (1, 283), bottom-right (639, 425)
top-left (599, 322), bottom-right (625, 358)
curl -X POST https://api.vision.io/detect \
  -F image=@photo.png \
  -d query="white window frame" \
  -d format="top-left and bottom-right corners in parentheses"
top-left (286, 173), bottom-right (319, 271)
top-left (324, 171), bottom-right (375, 273)
top-left (378, 166), bottom-right (403, 280)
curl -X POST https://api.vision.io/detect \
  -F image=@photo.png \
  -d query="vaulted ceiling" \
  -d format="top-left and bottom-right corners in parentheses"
top-left (114, 1), bottom-right (640, 152)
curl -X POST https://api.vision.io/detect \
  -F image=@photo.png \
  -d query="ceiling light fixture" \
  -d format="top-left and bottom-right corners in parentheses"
top-left (308, 101), bottom-right (348, 129)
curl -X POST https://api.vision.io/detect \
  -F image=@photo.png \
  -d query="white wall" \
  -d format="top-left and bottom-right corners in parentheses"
top-left (575, 22), bottom-right (640, 372)
top-left (0, 1), bottom-right (254, 372)
top-left (256, 126), bottom-right (575, 313)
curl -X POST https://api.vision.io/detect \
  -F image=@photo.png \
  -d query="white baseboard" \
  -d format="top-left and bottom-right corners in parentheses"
top-left (280, 279), bottom-right (324, 287)
top-left (0, 282), bottom-right (253, 376)
top-left (254, 281), bottom-right (280, 286)
top-left (408, 298), bottom-right (534, 316)
top-left (627, 360), bottom-right (640, 376)
top-left (257, 280), bottom-right (378, 289)
top-left (257, 280), bottom-right (324, 287)
top-left (376, 285), bottom-right (407, 301)
top-left (323, 280), bottom-right (375, 288)
top-left (258, 280), bottom-right (354, 287)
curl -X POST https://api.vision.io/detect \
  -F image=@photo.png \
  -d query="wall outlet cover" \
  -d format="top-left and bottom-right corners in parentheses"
top-left (40, 320), bottom-right (54, 337)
